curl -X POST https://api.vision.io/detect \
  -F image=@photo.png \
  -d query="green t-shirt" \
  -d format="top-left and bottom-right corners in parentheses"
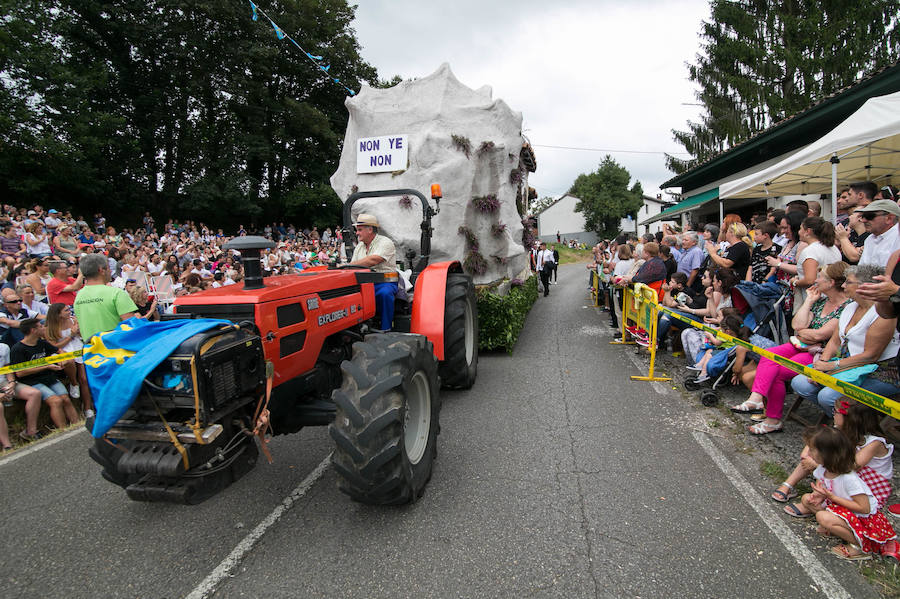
top-left (73, 284), bottom-right (138, 341)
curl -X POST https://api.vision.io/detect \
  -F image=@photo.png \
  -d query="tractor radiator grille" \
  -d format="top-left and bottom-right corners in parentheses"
top-left (210, 360), bottom-right (237, 407)
top-left (317, 285), bottom-right (360, 300)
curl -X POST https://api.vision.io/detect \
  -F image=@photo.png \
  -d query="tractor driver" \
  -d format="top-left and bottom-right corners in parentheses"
top-left (348, 213), bottom-right (397, 331)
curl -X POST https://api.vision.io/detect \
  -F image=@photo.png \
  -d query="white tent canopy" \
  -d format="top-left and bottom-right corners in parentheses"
top-left (720, 91), bottom-right (900, 216)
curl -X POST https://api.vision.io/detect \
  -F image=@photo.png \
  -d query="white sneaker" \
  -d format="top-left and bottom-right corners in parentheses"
top-left (69, 384), bottom-right (81, 399)
top-left (84, 409), bottom-right (95, 419)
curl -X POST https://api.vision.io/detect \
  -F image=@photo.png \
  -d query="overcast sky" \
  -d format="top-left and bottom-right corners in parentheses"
top-left (351, 0), bottom-right (711, 201)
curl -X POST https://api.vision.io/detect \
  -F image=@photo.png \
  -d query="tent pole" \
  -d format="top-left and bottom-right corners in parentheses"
top-left (719, 199), bottom-right (723, 224)
top-left (830, 154), bottom-right (839, 223)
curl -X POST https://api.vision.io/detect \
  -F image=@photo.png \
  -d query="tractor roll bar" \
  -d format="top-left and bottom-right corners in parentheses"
top-left (342, 188), bottom-right (440, 277)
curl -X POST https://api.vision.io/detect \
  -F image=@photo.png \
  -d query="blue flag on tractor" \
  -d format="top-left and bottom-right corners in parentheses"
top-left (84, 317), bottom-right (232, 438)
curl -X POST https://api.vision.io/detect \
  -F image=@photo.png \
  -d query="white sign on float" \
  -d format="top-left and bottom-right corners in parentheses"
top-left (356, 134), bottom-right (408, 174)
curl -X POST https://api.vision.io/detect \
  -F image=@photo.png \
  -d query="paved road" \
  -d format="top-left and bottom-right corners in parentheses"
top-left (0, 264), bottom-right (879, 598)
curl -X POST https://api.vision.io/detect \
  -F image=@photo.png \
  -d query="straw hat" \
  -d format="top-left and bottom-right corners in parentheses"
top-left (353, 213), bottom-right (380, 228)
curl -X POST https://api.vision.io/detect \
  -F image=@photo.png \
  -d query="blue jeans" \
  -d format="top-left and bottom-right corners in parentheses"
top-left (374, 281), bottom-right (398, 331)
top-left (32, 380), bottom-right (68, 401)
top-left (790, 373), bottom-right (900, 414)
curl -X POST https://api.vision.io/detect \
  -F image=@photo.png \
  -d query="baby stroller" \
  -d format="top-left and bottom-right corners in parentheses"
top-left (685, 282), bottom-right (790, 406)
top-left (732, 280), bottom-right (792, 346)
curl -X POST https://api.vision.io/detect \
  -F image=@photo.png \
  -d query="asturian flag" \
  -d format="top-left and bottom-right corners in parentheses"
top-left (84, 317), bottom-right (232, 437)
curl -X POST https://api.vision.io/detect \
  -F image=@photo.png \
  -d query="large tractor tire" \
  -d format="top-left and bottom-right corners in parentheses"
top-left (439, 273), bottom-right (478, 389)
top-left (329, 333), bottom-right (440, 505)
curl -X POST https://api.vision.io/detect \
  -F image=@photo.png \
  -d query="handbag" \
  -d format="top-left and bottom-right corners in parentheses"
top-left (825, 361), bottom-right (878, 385)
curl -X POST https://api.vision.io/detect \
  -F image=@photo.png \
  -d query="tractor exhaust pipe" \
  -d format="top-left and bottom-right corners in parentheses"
top-left (223, 236), bottom-right (275, 290)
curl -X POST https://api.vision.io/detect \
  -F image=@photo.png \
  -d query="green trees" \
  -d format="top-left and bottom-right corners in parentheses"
top-left (529, 195), bottom-right (556, 214)
top-left (0, 0), bottom-right (377, 227)
top-left (667, 0), bottom-right (900, 174)
top-left (570, 156), bottom-right (644, 239)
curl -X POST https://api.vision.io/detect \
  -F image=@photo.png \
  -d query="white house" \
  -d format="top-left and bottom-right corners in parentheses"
top-left (632, 194), bottom-right (677, 236)
top-left (535, 193), bottom-right (596, 245)
top-left (536, 193), bottom-right (675, 244)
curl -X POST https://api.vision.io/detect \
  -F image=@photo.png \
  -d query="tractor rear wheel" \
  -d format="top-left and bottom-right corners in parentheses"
top-left (329, 333), bottom-right (440, 505)
top-left (439, 273), bottom-right (478, 389)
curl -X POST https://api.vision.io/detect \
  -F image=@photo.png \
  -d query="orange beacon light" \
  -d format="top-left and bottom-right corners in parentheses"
top-left (430, 184), bottom-right (442, 200)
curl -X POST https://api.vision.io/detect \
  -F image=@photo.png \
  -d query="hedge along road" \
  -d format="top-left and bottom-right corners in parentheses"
top-left (0, 263), bottom-right (878, 599)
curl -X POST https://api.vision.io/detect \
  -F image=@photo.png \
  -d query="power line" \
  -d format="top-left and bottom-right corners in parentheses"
top-left (532, 143), bottom-right (691, 156)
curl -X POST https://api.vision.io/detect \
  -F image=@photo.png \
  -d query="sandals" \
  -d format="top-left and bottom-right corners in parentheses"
top-left (749, 421), bottom-right (783, 435)
top-left (770, 483), bottom-right (797, 503)
top-left (730, 400), bottom-right (764, 414)
top-left (784, 503), bottom-right (814, 518)
top-left (831, 544), bottom-right (871, 561)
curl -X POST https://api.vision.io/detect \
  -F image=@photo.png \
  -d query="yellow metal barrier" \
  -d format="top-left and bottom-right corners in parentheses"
top-left (611, 284), bottom-right (671, 383)
top-left (657, 303), bottom-right (900, 420)
top-left (590, 269), bottom-right (601, 308)
top-left (611, 284), bottom-right (635, 346)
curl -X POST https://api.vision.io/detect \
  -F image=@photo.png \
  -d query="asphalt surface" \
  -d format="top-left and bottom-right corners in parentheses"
top-left (0, 263), bottom-right (883, 598)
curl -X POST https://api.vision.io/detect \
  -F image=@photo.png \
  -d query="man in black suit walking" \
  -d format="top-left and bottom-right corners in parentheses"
top-left (536, 242), bottom-right (555, 297)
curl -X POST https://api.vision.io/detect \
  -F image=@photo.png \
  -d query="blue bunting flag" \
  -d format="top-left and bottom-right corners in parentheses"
top-left (269, 18), bottom-right (286, 39)
top-left (247, 2), bottom-right (357, 97)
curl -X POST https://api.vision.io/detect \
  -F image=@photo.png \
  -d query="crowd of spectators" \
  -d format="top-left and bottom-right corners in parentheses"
top-left (0, 204), bottom-right (344, 449)
top-left (590, 183), bottom-right (900, 560)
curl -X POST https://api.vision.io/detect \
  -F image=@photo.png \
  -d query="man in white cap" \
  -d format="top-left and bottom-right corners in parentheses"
top-left (857, 200), bottom-right (900, 266)
top-left (348, 213), bottom-right (398, 331)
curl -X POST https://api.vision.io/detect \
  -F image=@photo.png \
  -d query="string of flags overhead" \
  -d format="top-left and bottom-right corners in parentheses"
top-left (248, 1), bottom-right (356, 96)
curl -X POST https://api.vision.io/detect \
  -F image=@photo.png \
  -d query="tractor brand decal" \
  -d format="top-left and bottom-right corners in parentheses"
top-left (350, 305), bottom-right (357, 314)
top-left (318, 308), bottom-right (348, 326)
top-left (306, 298), bottom-right (319, 310)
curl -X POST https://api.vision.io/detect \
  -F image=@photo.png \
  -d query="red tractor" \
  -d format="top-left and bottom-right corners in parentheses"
top-left (89, 187), bottom-right (478, 505)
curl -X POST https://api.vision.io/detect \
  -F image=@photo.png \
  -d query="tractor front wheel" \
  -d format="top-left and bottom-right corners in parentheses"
top-left (330, 333), bottom-right (440, 505)
top-left (439, 273), bottom-right (478, 389)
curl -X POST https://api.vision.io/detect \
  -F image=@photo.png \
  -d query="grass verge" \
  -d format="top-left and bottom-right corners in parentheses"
top-left (555, 246), bottom-right (593, 264)
top-left (759, 460), bottom-right (788, 482)
top-left (860, 561), bottom-right (900, 598)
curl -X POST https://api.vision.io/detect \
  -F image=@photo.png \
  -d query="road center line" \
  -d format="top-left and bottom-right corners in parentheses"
top-left (0, 426), bottom-right (86, 468)
top-left (185, 453), bottom-right (332, 599)
top-left (692, 430), bottom-right (851, 599)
